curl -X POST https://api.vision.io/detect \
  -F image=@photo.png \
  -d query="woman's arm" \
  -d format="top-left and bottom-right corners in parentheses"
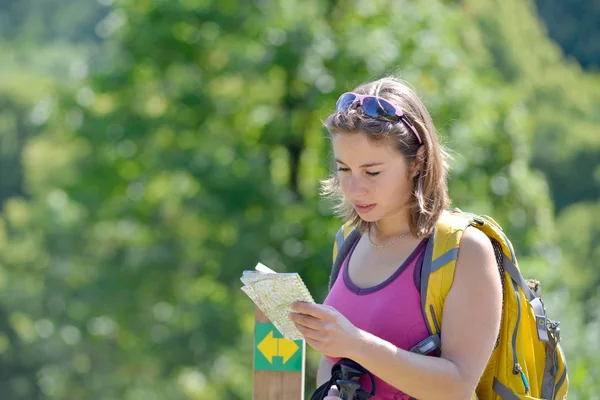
top-left (291, 226), bottom-right (502, 400)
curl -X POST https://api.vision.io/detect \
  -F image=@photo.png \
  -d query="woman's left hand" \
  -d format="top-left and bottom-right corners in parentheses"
top-left (289, 302), bottom-right (363, 358)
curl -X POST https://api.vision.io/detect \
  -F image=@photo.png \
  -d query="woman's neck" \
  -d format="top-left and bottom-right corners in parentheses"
top-left (372, 212), bottom-right (412, 240)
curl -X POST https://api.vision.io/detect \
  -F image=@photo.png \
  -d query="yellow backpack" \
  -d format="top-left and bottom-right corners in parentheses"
top-left (329, 208), bottom-right (568, 400)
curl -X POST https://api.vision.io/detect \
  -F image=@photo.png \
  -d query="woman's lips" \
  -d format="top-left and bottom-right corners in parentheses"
top-left (354, 203), bottom-right (376, 213)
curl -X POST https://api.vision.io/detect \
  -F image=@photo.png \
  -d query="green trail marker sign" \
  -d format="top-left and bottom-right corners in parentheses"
top-left (252, 307), bottom-right (305, 399)
top-left (254, 322), bottom-right (303, 372)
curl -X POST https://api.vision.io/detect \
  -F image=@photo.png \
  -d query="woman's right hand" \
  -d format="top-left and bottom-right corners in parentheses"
top-left (324, 386), bottom-right (341, 399)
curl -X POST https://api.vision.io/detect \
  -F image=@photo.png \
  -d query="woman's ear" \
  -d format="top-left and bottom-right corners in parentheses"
top-left (411, 146), bottom-right (425, 178)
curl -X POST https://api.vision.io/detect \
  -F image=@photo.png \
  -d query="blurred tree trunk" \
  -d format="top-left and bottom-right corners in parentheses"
top-left (0, 99), bottom-right (27, 209)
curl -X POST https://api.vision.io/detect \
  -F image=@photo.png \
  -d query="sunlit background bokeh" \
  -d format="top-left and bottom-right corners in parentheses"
top-left (0, 0), bottom-right (599, 399)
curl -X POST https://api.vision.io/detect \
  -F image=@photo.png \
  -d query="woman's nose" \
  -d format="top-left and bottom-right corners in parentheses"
top-left (347, 175), bottom-right (368, 197)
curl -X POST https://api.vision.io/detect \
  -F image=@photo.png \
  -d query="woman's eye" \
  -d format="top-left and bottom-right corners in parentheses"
top-left (337, 167), bottom-right (350, 172)
top-left (366, 171), bottom-right (380, 176)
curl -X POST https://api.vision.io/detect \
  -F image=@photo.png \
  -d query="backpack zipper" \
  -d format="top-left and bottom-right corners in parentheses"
top-left (511, 281), bottom-right (530, 394)
top-left (484, 219), bottom-right (535, 396)
top-left (513, 363), bottom-right (530, 394)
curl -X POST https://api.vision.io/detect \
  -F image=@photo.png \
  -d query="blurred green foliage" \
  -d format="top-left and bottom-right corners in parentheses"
top-left (0, 0), bottom-right (598, 399)
top-left (535, 0), bottom-right (600, 69)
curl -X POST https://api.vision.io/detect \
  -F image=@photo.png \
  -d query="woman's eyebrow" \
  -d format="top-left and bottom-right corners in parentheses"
top-left (335, 158), bottom-right (385, 168)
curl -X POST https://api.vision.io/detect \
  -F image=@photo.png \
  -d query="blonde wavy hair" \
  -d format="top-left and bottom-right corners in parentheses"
top-left (320, 76), bottom-right (452, 238)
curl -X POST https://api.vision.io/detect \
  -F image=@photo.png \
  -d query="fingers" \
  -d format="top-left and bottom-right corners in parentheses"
top-left (291, 302), bottom-right (333, 319)
top-left (303, 335), bottom-right (325, 351)
top-left (294, 323), bottom-right (324, 342)
top-left (289, 312), bottom-right (322, 330)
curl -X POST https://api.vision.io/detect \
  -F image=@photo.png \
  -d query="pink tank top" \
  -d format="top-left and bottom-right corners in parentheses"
top-left (323, 236), bottom-right (431, 400)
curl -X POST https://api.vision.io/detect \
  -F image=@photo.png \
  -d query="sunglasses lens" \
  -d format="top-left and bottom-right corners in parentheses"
top-left (336, 93), bottom-right (357, 111)
top-left (361, 97), bottom-right (397, 120)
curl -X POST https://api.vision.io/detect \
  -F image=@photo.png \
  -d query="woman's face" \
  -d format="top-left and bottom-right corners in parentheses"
top-left (331, 132), bottom-right (415, 223)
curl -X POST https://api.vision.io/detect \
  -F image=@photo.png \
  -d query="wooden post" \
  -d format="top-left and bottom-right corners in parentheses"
top-left (253, 306), bottom-right (305, 399)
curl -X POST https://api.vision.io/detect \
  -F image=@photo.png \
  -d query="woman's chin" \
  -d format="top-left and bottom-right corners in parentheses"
top-left (358, 213), bottom-right (380, 222)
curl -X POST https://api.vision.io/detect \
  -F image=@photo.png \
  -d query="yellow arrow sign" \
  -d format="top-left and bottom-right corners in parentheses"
top-left (257, 330), bottom-right (278, 363)
top-left (257, 330), bottom-right (299, 364)
top-left (278, 336), bottom-right (299, 363)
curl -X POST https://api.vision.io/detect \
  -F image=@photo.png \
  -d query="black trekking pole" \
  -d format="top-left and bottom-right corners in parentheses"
top-left (336, 364), bottom-right (364, 399)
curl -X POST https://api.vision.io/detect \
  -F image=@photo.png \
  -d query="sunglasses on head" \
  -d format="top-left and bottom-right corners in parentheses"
top-left (335, 92), bottom-right (423, 145)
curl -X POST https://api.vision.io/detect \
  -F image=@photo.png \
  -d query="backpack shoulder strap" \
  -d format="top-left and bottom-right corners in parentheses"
top-left (329, 222), bottom-right (360, 290)
top-left (421, 209), bottom-right (473, 344)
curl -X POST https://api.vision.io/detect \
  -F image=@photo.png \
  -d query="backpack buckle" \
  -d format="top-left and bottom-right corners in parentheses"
top-left (547, 319), bottom-right (561, 344)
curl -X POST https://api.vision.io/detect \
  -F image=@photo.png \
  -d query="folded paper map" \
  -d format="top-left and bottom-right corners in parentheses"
top-left (241, 262), bottom-right (315, 340)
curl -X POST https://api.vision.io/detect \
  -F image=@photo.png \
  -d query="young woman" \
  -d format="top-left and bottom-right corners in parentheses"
top-left (289, 76), bottom-right (503, 399)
